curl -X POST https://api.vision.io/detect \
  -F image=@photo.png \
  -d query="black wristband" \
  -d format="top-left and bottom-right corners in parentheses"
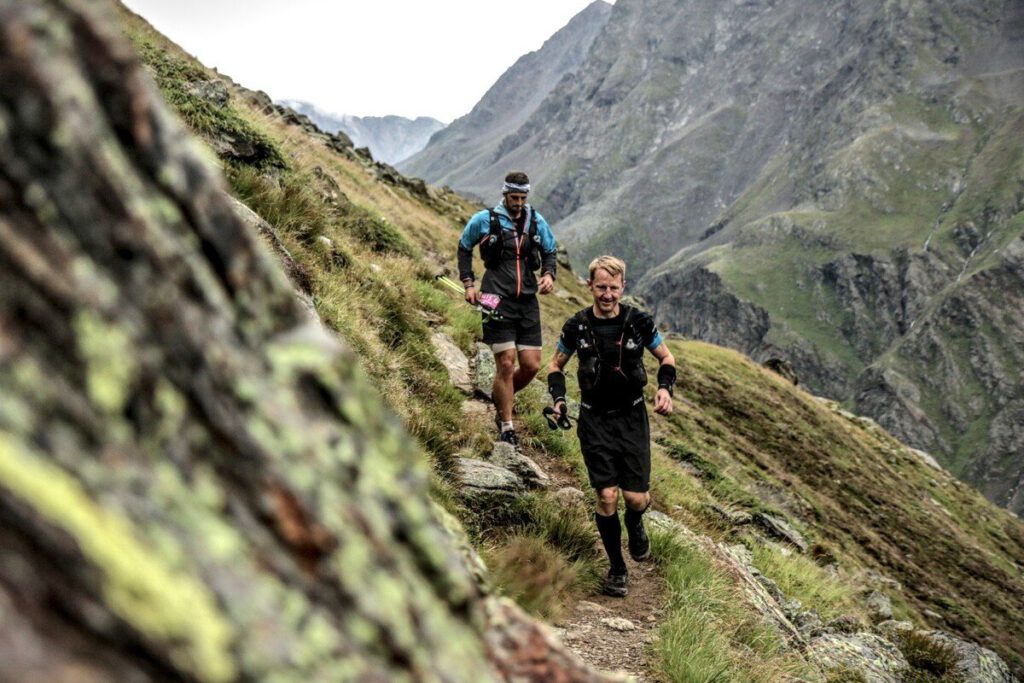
top-left (656, 364), bottom-right (676, 396)
top-left (547, 371), bottom-right (567, 404)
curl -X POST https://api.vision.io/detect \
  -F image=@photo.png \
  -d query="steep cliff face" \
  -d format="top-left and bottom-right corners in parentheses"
top-left (397, 0), bottom-right (612, 201)
top-left (855, 237), bottom-right (1024, 499)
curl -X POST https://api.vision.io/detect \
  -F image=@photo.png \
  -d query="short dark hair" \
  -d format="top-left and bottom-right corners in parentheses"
top-left (504, 171), bottom-right (530, 186)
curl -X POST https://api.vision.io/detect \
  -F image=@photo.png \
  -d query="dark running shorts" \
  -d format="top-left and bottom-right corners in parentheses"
top-left (482, 294), bottom-right (542, 349)
top-left (577, 400), bottom-right (651, 492)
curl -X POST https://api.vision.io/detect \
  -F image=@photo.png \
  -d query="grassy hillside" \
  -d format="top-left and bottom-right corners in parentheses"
top-left (118, 4), bottom-right (1024, 679)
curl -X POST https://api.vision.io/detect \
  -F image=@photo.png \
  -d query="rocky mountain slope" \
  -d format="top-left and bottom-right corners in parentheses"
top-left (2, 1), bottom-right (1023, 681)
top-left (415, 0), bottom-right (1024, 512)
top-left (282, 99), bottom-right (445, 164)
top-left (398, 0), bottom-right (612, 201)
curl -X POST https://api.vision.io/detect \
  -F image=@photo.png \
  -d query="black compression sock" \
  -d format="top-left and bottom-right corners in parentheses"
top-left (624, 505), bottom-right (646, 532)
top-left (595, 511), bottom-right (626, 573)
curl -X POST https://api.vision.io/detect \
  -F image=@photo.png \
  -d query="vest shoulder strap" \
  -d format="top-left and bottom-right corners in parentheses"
top-left (487, 209), bottom-right (502, 239)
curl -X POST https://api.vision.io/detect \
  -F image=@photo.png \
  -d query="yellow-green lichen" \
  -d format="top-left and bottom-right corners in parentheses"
top-left (294, 612), bottom-right (342, 668)
top-left (0, 432), bottom-right (236, 682)
top-left (154, 379), bottom-right (187, 443)
top-left (74, 311), bottom-right (138, 416)
top-left (23, 181), bottom-right (59, 226)
top-left (0, 392), bottom-right (33, 434)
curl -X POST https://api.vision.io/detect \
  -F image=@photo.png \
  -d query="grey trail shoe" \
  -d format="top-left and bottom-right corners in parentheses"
top-left (498, 429), bottom-right (519, 447)
top-left (602, 568), bottom-right (628, 598)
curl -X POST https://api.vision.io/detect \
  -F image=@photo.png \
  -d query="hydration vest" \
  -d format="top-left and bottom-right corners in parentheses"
top-left (572, 306), bottom-right (648, 393)
top-left (479, 208), bottom-right (543, 271)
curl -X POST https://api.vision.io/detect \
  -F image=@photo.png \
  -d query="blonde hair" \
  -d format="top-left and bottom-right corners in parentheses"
top-left (588, 255), bottom-right (626, 282)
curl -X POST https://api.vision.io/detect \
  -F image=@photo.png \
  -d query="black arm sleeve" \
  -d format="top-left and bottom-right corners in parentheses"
top-left (457, 243), bottom-right (475, 284)
top-left (541, 248), bottom-right (558, 279)
top-left (547, 371), bottom-right (567, 404)
top-left (657, 364), bottom-right (676, 396)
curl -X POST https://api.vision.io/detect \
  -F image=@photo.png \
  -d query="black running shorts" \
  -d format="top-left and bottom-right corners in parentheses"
top-left (482, 294), bottom-right (542, 349)
top-left (577, 400), bottom-right (651, 492)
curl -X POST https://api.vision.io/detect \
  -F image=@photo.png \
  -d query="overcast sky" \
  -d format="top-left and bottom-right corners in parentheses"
top-left (122, 0), bottom-right (608, 123)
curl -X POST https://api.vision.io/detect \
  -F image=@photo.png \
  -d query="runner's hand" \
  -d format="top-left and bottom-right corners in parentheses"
top-left (538, 272), bottom-right (554, 294)
top-left (654, 388), bottom-right (673, 415)
top-left (553, 400), bottom-right (566, 419)
top-left (464, 283), bottom-right (479, 305)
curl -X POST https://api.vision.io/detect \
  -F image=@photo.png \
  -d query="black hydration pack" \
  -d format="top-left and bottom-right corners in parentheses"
top-left (574, 306), bottom-right (648, 393)
top-left (479, 208), bottom-right (542, 271)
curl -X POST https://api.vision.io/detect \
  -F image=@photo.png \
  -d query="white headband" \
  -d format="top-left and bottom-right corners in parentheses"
top-left (503, 182), bottom-right (530, 194)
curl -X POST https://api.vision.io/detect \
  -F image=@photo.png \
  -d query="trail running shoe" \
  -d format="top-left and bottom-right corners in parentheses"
top-left (602, 568), bottom-right (628, 598)
top-left (627, 519), bottom-right (651, 562)
top-left (498, 429), bottom-right (519, 447)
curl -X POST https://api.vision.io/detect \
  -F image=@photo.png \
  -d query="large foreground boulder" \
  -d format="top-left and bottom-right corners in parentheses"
top-left (0, 2), bottom-right (616, 680)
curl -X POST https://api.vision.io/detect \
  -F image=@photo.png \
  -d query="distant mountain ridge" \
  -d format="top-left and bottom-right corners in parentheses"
top-left (282, 100), bottom-right (444, 165)
top-left (398, 0), bottom-right (613, 201)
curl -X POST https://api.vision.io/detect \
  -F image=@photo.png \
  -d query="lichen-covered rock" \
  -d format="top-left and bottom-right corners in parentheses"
top-left (862, 569), bottom-right (902, 593)
top-left (0, 2), bottom-right (612, 680)
top-left (924, 631), bottom-right (1020, 683)
top-left (752, 512), bottom-right (808, 553)
top-left (909, 448), bottom-right (943, 471)
top-left (553, 486), bottom-right (587, 508)
top-left (483, 598), bottom-right (628, 683)
top-left (864, 590), bottom-right (894, 623)
top-left (487, 441), bottom-right (550, 489)
top-left (457, 458), bottom-right (525, 498)
top-left (827, 615), bottom-right (867, 635)
top-left (807, 633), bottom-right (910, 682)
top-left (705, 503), bottom-right (754, 526)
top-left (873, 620), bottom-right (914, 641)
top-left (431, 332), bottom-right (474, 395)
top-left (713, 541), bottom-right (804, 647)
top-left (474, 343), bottom-right (496, 398)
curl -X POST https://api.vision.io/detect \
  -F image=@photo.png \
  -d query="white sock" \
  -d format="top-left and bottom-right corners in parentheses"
top-left (501, 421), bottom-right (514, 432)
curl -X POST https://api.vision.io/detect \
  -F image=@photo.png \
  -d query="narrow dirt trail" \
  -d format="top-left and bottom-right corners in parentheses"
top-left (555, 555), bottom-right (665, 681)
top-left (463, 396), bottom-right (668, 682)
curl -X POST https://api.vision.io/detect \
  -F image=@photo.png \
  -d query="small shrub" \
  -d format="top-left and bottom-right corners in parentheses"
top-left (897, 631), bottom-right (961, 678)
top-left (485, 535), bottom-right (582, 621)
top-left (341, 208), bottom-right (414, 256)
top-left (528, 494), bottom-right (597, 563)
top-left (825, 665), bottom-right (868, 683)
top-left (227, 166), bottom-right (327, 244)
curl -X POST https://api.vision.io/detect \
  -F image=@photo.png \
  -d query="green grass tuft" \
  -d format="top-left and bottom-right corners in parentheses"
top-left (751, 543), bottom-right (860, 621)
top-left (897, 631), bottom-right (963, 682)
top-left (484, 535), bottom-right (588, 621)
top-left (652, 529), bottom-right (812, 682)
